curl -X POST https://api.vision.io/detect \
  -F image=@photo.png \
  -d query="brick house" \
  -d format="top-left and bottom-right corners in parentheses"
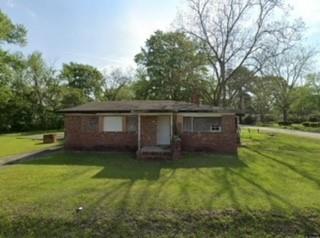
top-left (60, 100), bottom-right (239, 159)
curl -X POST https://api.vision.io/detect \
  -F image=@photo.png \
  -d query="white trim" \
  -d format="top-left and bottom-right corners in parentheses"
top-left (98, 112), bottom-right (174, 116)
top-left (191, 117), bottom-right (194, 132)
top-left (97, 113), bottom-right (135, 116)
top-left (65, 112), bottom-right (234, 117)
top-left (65, 113), bottom-right (100, 116)
top-left (170, 115), bottom-right (173, 140)
top-left (138, 114), bottom-right (141, 150)
top-left (178, 112), bottom-right (233, 117)
top-left (137, 112), bottom-right (174, 116)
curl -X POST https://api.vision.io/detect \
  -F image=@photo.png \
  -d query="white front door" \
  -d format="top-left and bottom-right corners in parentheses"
top-left (157, 116), bottom-right (171, 145)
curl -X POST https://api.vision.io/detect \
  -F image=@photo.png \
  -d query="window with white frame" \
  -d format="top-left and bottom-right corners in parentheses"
top-left (103, 116), bottom-right (123, 132)
top-left (183, 117), bottom-right (222, 132)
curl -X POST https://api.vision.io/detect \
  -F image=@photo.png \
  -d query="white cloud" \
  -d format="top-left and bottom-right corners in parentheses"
top-left (115, 0), bottom-right (179, 67)
top-left (290, 0), bottom-right (320, 36)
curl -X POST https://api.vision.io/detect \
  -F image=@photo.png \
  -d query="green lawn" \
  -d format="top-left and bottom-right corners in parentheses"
top-left (0, 131), bottom-right (63, 160)
top-left (258, 122), bottom-right (320, 133)
top-left (0, 131), bottom-right (319, 237)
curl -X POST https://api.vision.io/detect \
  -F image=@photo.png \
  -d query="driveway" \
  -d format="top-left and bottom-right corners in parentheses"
top-left (0, 146), bottom-right (62, 166)
top-left (241, 126), bottom-right (320, 140)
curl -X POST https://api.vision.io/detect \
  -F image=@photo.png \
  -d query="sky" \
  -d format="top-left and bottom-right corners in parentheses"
top-left (0, 0), bottom-right (319, 70)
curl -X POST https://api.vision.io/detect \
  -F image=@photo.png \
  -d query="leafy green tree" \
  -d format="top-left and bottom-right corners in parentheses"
top-left (0, 10), bottom-right (27, 46)
top-left (179, 0), bottom-right (303, 106)
top-left (24, 52), bottom-right (60, 129)
top-left (0, 10), bottom-right (28, 132)
top-left (132, 69), bottom-right (150, 100)
top-left (306, 73), bottom-right (320, 111)
top-left (264, 47), bottom-right (314, 122)
top-left (225, 67), bottom-right (255, 111)
top-left (290, 86), bottom-right (315, 121)
top-left (251, 76), bottom-right (276, 122)
top-left (0, 10), bottom-right (27, 88)
top-left (102, 68), bottom-right (133, 100)
top-left (135, 31), bottom-right (208, 101)
top-left (60, 62), bottom-right (103, 100)
top-left (60, 87), bottom-right (87, 108)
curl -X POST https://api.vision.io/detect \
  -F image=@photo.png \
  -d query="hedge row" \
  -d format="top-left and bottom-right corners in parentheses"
top-left (302, 122), bottom-right (320, 128)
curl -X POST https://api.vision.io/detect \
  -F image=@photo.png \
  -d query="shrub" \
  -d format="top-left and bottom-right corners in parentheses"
top-left (242, 115), bottom-right (257, 125)
top-left (309, 114), bottom-right (320, 122)
top-left (278, 121), bottom-right (292, 126)
top-left (302, 122), bottom-right (320, 127)
top-left (261, 115), bottom-right (275, 123)
top-left (302, 122), bottom-right (310, 127)
top-left (288, 117), bottom-right (304, 124)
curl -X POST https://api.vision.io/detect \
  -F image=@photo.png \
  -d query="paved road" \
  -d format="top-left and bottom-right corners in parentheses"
top-left (241, 126), bottom-right (320, 140)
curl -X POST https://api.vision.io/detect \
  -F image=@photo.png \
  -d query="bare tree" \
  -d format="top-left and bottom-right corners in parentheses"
top-left (263, 46), bottom-right (315, 122)
top-left (178, 0), bottom-right (304, 106)
top-left (103, 67), bottom-right (133, 101)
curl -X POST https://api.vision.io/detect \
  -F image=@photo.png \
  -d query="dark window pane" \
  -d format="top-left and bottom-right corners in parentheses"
top-left (183, 117), bottom-right (192, 132)
top-left (127, 116), bottom-right (138, 132)
top-left (193, 117), bottom-right (222, 132)
top-left (82, 117), bottom-right (98, 132)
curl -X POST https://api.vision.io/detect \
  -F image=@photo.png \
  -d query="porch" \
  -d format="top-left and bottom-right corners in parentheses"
top-left (136, 113), bottom-right (181, 160)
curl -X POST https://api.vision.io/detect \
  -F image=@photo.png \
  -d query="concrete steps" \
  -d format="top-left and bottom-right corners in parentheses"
top-left (137, 146), bottom-right (172, 160)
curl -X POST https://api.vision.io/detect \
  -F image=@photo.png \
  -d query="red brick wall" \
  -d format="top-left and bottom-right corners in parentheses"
top-left (64, 115), bottom-right (137, 151)
top-left (141, 116), bottom-right (157, 146)
top-left (64, 114), bottom-right (238, 154)
top-left (181, 115), bottom-right (238, 154)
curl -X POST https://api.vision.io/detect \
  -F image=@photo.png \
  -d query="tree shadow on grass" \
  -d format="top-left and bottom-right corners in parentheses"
top-left (19, 151), bottom-right (246, 181)
top-left (248, 148), bottom-right (320, 188)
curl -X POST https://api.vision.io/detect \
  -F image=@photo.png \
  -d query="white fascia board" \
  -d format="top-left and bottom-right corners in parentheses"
top-left (177, 112), bottom-right (234, 117)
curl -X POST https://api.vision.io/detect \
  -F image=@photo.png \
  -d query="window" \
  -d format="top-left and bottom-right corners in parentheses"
top-left (103, 116), bottom-right (123, 132)
top-left (183, 117), bottom-right (222, 133)
top-left (127, 116), bottom-right (138, 132)
top-left (82, 117), bottom-right (98, 132)
top-left (183, 117), bottom-right (192, 132)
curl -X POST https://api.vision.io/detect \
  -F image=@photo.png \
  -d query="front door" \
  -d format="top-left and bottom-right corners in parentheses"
top-left (157, 116), bottom-right (171, 145)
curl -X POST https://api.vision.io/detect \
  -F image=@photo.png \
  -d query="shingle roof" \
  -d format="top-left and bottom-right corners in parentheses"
top-left (59, 100), bottom-right (234, 113)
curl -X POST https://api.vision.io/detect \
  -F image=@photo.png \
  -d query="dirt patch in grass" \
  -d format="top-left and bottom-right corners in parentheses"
top-left (1, 209), bottom-right (319, 237)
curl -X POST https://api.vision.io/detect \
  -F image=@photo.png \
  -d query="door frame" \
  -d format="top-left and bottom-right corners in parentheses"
top-left (137, 113), bottom-right (173, 150)
top-left (156, 115), bottom-right (172, 145)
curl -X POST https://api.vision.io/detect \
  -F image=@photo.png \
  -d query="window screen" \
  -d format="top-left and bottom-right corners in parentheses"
top-left (127, 116), bottom-right (138, 132)
top-left (103, 116), bottom-right (123, 132)
top-left (193, 117), bottom-right (221, 132)
top-left (183, 117), bottom-right (192, 132)
top-left (183, 117), bottom-right (222, 132)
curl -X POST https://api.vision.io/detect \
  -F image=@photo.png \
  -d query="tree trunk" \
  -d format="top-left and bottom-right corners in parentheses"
top-left (260, 113), bottom-right (265, 123)
top-left (283, 108), bottom-right (289, 122)
top-left (213, 87), bottom-right (221, 106)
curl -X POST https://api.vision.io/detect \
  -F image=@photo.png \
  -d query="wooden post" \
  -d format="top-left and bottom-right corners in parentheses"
top-left (170, 114), bottom-right (173, 142)
top-left (191, 117), bottom-right (194, 132)
top-left (138, 114), bottom-right (141, 151)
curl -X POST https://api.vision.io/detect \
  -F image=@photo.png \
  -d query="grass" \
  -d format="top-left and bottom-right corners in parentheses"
top-left (0, 131), bottom-right (63, 160)
top-left (0, 130), bottom-right (319, 237)
top-left (258, 122), bottom-right (320, 133)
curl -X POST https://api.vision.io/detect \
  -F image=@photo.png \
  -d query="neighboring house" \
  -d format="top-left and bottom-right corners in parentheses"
top-left (60, 100), bottom-right (239, 159)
